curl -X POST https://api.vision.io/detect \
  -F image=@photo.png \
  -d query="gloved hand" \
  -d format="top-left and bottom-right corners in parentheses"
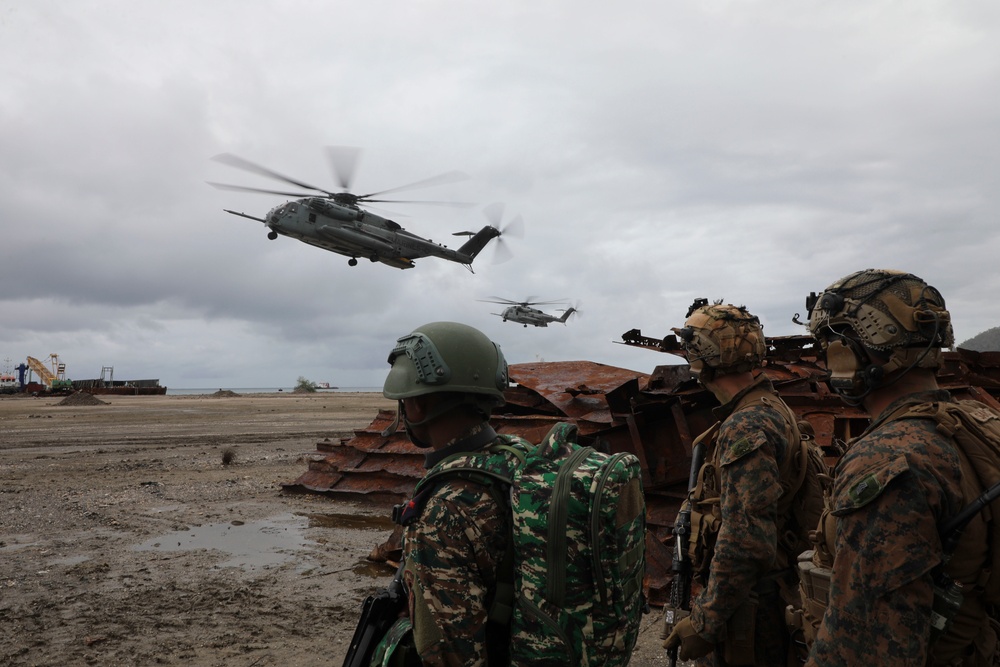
top-left (663, 616), bottom-right (715, 661)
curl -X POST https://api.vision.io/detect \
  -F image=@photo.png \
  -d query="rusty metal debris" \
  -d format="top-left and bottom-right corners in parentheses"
top-left (283, 331), bottom-right (1000, 606)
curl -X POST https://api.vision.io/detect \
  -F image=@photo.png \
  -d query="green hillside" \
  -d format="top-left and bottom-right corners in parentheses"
top-left (959, 326), bottom-right (1000, 352)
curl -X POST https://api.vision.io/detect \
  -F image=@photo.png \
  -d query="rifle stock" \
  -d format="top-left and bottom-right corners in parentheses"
top-left (343, 560), bottom-right (408, 667)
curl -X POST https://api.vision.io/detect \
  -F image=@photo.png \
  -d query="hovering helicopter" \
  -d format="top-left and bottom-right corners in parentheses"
top-left (207, 147), bottom-right (520, 270)
top-left (481, 297), bottom-right (579, 328)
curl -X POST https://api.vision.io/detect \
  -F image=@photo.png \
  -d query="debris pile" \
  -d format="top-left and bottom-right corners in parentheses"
top-left (57, 391), bottom-right (108, 407)
top-left (208, 390), bottom-right (240, 398)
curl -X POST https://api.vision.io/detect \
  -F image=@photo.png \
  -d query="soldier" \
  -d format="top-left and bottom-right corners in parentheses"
top-left (382, 321), bottom-right (526, 667)
top-left (663, 300), bottom-right (822, 666)
top-left (803, 269), bottom-right (999, 666)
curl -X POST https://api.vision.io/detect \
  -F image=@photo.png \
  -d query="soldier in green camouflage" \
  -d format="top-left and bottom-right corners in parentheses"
top-left (803, 269), bottom-right (999, 666)
top-left (382, 321), bottom-right (526, 667)
top-left (663, 300), bottom-right (813, 665)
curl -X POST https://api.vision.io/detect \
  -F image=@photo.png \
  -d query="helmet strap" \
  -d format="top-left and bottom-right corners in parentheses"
top-left (380, 403), bottom-right (401, 438)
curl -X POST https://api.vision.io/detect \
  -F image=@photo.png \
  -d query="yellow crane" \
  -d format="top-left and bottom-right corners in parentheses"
top-left (25, 354), bottom-right (71, 390)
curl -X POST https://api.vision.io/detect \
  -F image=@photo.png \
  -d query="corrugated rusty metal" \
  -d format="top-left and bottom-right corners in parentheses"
top-left (283, 332), bottom-right (1000, 606)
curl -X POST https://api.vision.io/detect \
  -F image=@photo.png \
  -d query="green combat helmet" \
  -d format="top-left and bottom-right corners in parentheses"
top-left (805, 268), bottom-right (954, 402)
top-left (382, 322), bottom-right (508, 439)
top-left (672, 299), bottom-right (766, 382)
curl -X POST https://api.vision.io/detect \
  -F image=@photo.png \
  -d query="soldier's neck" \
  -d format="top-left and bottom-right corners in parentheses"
top-left (861, 368), bottom-right (940, 419)
top-left (704, 371), bottom-right (756, 405)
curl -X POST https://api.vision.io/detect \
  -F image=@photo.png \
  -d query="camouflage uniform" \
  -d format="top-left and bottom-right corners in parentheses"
top-left (806, 389), bottom-right (996, 666)
top-left (690, 375), bottom-right (796, 666)
top-left (403, 423), bottom-right (521, 667)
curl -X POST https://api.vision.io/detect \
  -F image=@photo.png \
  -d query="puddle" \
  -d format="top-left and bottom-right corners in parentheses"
top-left (353, 560), bottom-right (395, 578)
top-left (149, 505), bottom-right (182, 514)
top-left (50, 554), bottom-right (90, 567)
top-left (302, 512), bottom-right (395, 531)
top-left (0, 540), bottom-right (39, 554)
top-left (133, 512), bottom-right (315, 570)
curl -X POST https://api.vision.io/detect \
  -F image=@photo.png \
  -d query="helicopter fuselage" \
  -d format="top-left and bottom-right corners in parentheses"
top-left (248, 197), bottom-right (499, 269)
top-left (498, 305), bottom-right (575, 327)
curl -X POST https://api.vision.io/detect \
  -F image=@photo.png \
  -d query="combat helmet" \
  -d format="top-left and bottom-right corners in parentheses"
top-left (805, 269), bottom-right (953, 400)
top-left (672, 299), bottom-right (766, 380)
top-left (383, 321), bottom-right (508, 407)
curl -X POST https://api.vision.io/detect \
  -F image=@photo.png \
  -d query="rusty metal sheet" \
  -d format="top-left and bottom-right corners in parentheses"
top-left (507, 360), bottom-right (650, 423)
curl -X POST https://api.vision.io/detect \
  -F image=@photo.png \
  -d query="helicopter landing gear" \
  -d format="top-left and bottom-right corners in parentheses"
top-left (348, 258), bottom-right (358, 267)
top-left (524, 324), bottom-right (528, 328)
top-left (369, 255), bottom-right (379, 262)
top-left (267, 231), bottom-right (278, 240)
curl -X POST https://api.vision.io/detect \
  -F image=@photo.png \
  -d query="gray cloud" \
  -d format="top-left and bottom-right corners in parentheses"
top-left (2, 1), bottom-right (998, 388)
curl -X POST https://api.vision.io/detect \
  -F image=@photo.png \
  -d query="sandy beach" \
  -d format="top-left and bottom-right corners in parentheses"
top-left (0, 391), bottom-right (670, 666)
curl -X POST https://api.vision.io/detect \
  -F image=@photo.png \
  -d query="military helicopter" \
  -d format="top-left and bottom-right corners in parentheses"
top-left (481, 297), bottom-right (579, 328)
top-left (207, 147), bottom-right (518, 270)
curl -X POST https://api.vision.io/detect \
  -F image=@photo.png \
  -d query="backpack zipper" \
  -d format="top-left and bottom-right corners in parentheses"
top-left (547, 446), bottom-right (594, 607)
top-left (591, 452), bottom-right (631, 606)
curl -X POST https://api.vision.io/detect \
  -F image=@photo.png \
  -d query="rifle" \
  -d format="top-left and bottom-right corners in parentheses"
top-left (342, 559), bottom-right (408, 667)
top-left (664, 432), bottom-right (709, 667)
top-left (929, 479), bottom-right (1000, 645)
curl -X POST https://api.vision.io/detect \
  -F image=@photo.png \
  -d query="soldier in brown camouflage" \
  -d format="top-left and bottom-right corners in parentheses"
top-left (803, 269), bottom-right (998, 666)
top-left (663, 300), bottom-right (812, 666)
top-left (382, 321), bottom-right (524, 667)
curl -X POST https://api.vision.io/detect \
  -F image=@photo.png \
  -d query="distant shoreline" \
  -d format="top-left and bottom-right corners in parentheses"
top-left (165, 387), bottom-right (382, 396)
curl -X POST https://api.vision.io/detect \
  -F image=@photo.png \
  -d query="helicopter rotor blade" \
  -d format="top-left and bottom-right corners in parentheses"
top-left (501, 213), bottom-right (524, 238)
top-left (364, 198), bottom-right (477, 209)
top-left (359, 170), bottom-right (470, 200)
top-left (525, 299), bottom-right (568, 306)
top-left (492, 239), bottom-right (514, 265)
top-left (211, 153), bottom-right (337, 196)
top-left (207, 182), bottom-right (320, 198)
top-left (482, 202), bottom-right (505, 227)
top-left (484, 206), bottom-right (525, 265)
top-left (325, 145), bottom-right (361, 191)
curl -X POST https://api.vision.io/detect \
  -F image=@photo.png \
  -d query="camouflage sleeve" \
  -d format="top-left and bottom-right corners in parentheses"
top-left (806, 419), bottom-right (962, 666)
top-left (691, 405), bottom-right (785, 641)
top-left (403, 479), bottom-right (506, 667)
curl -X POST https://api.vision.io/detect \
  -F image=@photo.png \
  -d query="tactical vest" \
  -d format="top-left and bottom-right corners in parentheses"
top-left (791, 398), bottom-right (1000, 665)
top-left (687, 386), bottom-right (826, 579)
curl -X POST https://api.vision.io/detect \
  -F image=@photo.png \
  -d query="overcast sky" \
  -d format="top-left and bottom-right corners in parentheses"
top-left (2, 1), bottom-right (999, 389)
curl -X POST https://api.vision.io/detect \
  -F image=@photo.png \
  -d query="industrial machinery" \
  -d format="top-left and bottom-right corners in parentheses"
top-left (25, 354), bottom-right (73, 391)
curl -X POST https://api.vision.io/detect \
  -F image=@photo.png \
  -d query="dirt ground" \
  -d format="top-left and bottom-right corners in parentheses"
top-left (0, 391), bottom-right (671, 667)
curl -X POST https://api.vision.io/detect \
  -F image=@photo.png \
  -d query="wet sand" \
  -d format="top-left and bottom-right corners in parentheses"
top-left (0, 392), bottom-right (670, 666)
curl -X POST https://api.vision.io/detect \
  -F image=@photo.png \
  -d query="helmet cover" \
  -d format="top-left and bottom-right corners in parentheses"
top-left (806, 269), bottom-right (953, 353)
top-left (672, 299), bottom-right (766, 377)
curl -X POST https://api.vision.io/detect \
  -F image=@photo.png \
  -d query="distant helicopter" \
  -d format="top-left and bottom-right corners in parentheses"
top-left (481, 297), bottom-right (579, 328)
top-left (207, 147), bottom-right (519, 270)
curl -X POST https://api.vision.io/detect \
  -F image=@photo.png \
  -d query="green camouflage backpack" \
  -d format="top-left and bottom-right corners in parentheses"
top-left (401, 422), bottom-right (647, 667)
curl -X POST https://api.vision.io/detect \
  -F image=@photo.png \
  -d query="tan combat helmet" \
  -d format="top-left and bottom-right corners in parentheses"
top-left (805, 269), bottom-right (954, 399)
top-left (672, 299), bottom-right (766, 381)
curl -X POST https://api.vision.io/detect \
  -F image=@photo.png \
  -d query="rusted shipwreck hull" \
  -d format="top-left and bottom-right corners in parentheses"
top-left (283, 332), bottom-right (1000, 606)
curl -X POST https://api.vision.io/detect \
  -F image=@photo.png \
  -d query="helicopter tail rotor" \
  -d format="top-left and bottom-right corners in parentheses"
top-left (481, 203), bottom-right (524, 265)
top-left (558, 301), bottom-right (582, 324)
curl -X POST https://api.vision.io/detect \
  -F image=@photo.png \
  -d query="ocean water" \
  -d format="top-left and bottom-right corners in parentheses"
top-left (166, 387), bottom-right (382, 396)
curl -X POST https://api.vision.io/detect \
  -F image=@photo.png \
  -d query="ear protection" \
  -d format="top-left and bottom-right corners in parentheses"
top-left (823, 336), bottom-right (884, 404)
